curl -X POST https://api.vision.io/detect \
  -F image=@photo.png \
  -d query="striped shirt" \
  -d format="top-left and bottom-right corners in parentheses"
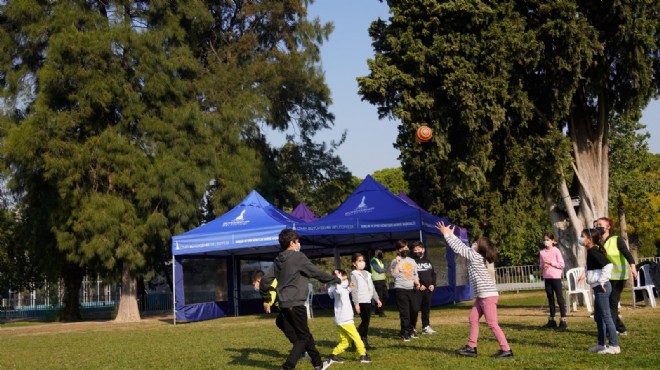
top-left (445, 234), bottom-right (498, 298)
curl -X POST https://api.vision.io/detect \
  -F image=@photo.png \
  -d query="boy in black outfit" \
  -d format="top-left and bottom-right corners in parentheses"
top-left (260, 229), bottom-right (340, 370)
top-left (412, 241), bottom-right (438, 335)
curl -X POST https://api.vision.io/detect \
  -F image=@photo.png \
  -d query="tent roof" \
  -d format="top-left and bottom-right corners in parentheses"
top-left (297, 175), bottom-right (447, 247)
top-left (397, 190), bottom-right (422, 209)
top-left (171, 190), bottom-right (302, 256)
top-left (290, 202), bottom-right (319, 222)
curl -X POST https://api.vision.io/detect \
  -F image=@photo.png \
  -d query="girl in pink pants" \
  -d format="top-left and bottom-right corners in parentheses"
top-left (436, 221), bottom-right (513, 359)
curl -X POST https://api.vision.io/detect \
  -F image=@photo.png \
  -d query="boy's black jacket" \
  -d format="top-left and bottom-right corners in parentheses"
top-left (260, 250), bottom-right (340, 308)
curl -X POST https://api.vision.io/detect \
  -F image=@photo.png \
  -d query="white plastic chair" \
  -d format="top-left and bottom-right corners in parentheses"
top-left (565, 267), bottom-right (593, 313)
top-left (632, 264), bottom-right (657, 309)
top-left (305, 282), bottom-right (314, 318)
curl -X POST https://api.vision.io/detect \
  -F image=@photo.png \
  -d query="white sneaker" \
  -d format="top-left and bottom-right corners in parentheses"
top-left (588, 344), bottom-right (607, 353)
top-left (319, 359), bottom-right (333, 370)
top-left (422, 325), bottom-right (438, 334)
top-left (598, 346), bottom-right (621, 355)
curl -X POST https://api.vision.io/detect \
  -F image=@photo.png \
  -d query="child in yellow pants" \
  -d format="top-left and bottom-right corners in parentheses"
top-left (328, 269), bottom-right (371, 364)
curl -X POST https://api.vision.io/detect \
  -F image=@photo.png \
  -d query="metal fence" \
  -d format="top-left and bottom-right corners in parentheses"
top-left (494, 265), bottom-right (546, 292)
top-left (494, 257), bottom-right (659, 293)
top-left (1, 275), bottom-right (173, 322)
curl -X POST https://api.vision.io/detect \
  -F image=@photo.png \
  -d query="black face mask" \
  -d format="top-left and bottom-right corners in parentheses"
top-left (400, 250), bottom-right (410, 258)
top-left (377, 253), bottom-right (384, 260)
top-left (415, 252), bottom-right (424, 258)
top-left (596, 226), bottom-right (606, 234)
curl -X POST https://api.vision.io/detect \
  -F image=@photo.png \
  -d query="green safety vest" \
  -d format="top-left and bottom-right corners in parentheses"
top-left (603, 236), bottom-right (629, 280)
top-left (371, 257), bottom-right (386, 281)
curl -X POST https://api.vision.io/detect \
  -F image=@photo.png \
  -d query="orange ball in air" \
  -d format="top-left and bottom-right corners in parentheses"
top-left (416, 125), bottom-right (433, 142)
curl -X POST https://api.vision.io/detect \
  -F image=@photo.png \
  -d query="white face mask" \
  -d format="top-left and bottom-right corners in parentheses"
top-left (544, 240), bottom-right (553, 248)
top-left (356, 261), bottom-right (366, 270)
top-left (340, 280), bottom-right (349, 288)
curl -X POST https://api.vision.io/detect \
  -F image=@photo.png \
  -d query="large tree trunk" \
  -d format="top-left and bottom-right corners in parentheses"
top-left (114, 263), bottom-right (141, 323)
top-left (547, 94), bottom-right (610, 270)
top-left (59, 264), bottom-right (85, 321)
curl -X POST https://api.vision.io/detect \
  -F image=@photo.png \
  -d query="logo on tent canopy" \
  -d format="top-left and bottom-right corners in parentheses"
top-left (222, 209), bottom-right (250, 227)
top-left (345, 195), bottom-right (375, 216)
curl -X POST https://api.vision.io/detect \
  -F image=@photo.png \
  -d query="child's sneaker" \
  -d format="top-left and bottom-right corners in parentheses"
top-left (328, 354), bottom-right (344, 364)
top-left (401, 334), bottom-right (410, 342)
top-left (360, 354), bottom-right (372, 363)
top-left (558, 319), bottom-right (567, 330)
top-left (545, 318), bottom-right (557, 328)
top-left (315, 360), bottom-right (332, 370)
top-left (598, 346), bottom-right (621, 355)
top-left (422, 325), bottom-right (438, 334)
top-left (588, 344), bottom-right (607, 353)
top-left (456, 345), bottom-right (478, 357)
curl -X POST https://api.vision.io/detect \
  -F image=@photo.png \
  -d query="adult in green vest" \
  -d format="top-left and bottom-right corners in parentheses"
top-left (595, 217), bottom-right (638, 336)
top-left (370, 249), bottom-right (388, 317)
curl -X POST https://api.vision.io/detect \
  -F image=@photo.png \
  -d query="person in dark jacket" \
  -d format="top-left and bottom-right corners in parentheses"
top-left (411, 241), bottom-right (438, 335)
top-left (260, 228), bottom-right (339, 370)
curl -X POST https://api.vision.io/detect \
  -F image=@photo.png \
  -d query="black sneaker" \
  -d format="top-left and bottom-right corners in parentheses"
top-left (328, 354), bottom-right (344, 364)
top-left (492, 349), bottom-right (514, 358)
top-left (401, 335), bottom-right (411, 342)
top-left (360, 354), bottom-right (372, 363)
top-left (456, 345), bottom-right (477, 357)
top-left (545, 319), bottom-right (557, 328)
top-left (314, 360), bottom-right (332, 370)
top-left (558, 320), bottom-right (567, 330)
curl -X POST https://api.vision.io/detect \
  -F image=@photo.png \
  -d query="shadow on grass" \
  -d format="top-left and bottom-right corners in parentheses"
top-left (225, 347), bottom-right (287, 369)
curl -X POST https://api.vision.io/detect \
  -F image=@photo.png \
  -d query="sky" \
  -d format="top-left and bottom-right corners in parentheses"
top-left (270, 0), bottom-right (660, 179)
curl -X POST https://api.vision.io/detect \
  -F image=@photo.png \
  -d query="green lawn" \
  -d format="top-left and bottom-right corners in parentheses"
top-left (1, 290), bottom-right (658, 369)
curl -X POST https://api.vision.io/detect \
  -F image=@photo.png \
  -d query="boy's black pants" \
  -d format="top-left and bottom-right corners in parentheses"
top-left (280, 305), bottom-right (323, 369)
top-left (395, 288), bottom-right (420, 336)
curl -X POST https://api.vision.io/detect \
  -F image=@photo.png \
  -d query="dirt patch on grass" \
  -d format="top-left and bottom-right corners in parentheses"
top-left (0, 314), bottom-right (174, 335)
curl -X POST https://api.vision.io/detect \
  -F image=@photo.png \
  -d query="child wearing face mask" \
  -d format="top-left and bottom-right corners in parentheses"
top-left (328, 269), bottom-right (371, 365)
top-left (390, 240), bottom-right (420, 341)
top-left (539, 232), bottom-right (567, 329)
top-left (411, 241), bottom-right (438, 335)
top-left (350, 252), bottom-right (382, 350)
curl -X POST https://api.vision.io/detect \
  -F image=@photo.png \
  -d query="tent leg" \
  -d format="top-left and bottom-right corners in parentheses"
top-left (172, 255), bottom-right (176, 325)
top-left (333, 247), bottom-right (340, 269)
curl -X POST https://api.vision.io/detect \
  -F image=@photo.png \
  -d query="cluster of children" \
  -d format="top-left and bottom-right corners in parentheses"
top-left (260, 217), bottom-right (635, 369)
top-left (539, 216), bottom-right (637, 355)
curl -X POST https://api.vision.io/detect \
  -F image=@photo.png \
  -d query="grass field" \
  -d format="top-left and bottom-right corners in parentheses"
top-left (1, 290), bottom-right (658, 369)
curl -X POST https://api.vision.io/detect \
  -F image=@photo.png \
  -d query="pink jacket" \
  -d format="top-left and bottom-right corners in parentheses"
top-left (540, 247), bottom-right (565, 279)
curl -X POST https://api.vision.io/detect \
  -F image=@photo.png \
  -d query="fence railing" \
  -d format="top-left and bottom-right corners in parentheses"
top-left (495, 257), bottom-right (659, 293)
top-left (1, 275), bottom-right (173, 321)
top-left (494, 265), bottom-right (545, 292)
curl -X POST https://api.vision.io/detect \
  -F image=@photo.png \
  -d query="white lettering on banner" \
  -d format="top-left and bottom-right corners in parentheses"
top-left (360, 221), bottom-right (416, 229)
top-left (298, 224), bottom-right (355, 231)
top-left (235, 236), bottom-right (278, 244)
top-left (176, 240), bottom-right (231, 250)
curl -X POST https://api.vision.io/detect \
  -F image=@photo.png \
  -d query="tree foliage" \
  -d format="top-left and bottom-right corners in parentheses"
top-left (359, 0), bottom-right (660, 266)
top-left (372, 167), bottom-right (409, 194)
top-left (0, 0), bottom-right (346, 319)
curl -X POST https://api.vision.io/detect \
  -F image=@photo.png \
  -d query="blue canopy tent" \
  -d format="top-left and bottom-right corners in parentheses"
top-left (171, 190), bottom-right (305, 323)
top-left (290, 202), bottom-right (319, 222)
top-left (296, 175), bottom-right (473, 306)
